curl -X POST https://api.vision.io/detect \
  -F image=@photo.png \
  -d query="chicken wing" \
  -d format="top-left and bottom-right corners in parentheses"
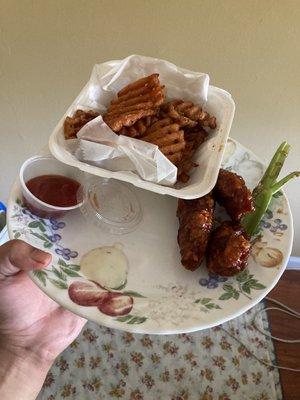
top-left (214, 169), bottom-right (254, 222)
top-left (177, 194), bottom-right (214, 271)
top-left (206, 221), bottom-right (251, 276)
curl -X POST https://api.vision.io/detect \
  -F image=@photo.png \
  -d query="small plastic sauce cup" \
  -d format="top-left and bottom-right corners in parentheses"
top-left (20, 156), bottom-right (83, 218)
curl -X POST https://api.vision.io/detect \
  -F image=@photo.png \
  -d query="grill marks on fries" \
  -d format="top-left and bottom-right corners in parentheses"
top-left (64, 109), bottom-right (99, 139)
top-left (177, 128), bottom-right (208, 183)
top-left (161, 100), bottom-right (217, 130)
top-left (149, 131), bottom-right (184, 147)
top-left (104, 109), bottom-right (156, 133)
top-left (64, 73), bottom-right (218, 183)
top-left (143, 122), bottom-right (179, 141)
top-left (160, 103), bottom-right (197, 128)
top-left (118, 74), bottom-right (159, 96)
top-left (143, 120), bottom-right (185, 165)
top-left (103, 74), bottom-right (165, 132)
top-left (119, 115), bottom-right (158, 138)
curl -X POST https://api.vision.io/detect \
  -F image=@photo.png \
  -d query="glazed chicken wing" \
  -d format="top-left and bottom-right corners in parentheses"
top-left (206, 221), bottom-right (251, 276)
top-left (214, 169), bottom-right (254, 222)
top-left (177, 194), bottom-right (214, 271)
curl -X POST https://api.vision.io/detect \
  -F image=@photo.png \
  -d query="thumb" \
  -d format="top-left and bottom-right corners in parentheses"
top-left (0, 239), bottom-right (52, 277)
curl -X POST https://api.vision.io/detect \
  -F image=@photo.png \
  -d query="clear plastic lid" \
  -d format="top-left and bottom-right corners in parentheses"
top-left (78, 176), bottom-right (142, 235)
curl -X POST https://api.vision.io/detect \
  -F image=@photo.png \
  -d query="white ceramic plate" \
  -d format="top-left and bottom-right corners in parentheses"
top-left (7, 139), bottom-right (293, 334)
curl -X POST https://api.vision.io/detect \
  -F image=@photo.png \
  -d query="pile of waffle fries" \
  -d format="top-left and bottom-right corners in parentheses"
top-left (64, 74), bottom-right (217, 183)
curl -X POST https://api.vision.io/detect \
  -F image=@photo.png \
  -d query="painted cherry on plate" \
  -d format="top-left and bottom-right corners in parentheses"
top-left (68, 281), bottom-right (105, 306)
top-left (97, 292), bottom-right (133, 316)
top-left (68, 281), bottom-right (133, 317)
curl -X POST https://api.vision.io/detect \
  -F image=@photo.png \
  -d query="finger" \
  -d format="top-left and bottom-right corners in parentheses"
top-left (0, 239), bottom-right (52, 277)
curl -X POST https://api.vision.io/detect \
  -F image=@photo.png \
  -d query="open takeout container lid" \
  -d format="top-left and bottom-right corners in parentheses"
top-left (49, 57), bottom-right (235, 199)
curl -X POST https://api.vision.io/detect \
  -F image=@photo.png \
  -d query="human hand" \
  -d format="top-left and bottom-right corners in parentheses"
top-left (0, 239), bottom-right (86, 399)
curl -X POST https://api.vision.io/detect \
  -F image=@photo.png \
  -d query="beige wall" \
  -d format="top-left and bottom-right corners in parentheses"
top-left (1, 0), bottom-right (300, 254)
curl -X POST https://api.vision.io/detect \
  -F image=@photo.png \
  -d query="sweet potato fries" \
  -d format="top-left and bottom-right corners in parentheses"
top-left (64, 73), bottom-right (217, 183)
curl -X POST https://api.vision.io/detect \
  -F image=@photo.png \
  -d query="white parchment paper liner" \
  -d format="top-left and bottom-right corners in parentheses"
top-left (72, 55), bottom-right (209, 186)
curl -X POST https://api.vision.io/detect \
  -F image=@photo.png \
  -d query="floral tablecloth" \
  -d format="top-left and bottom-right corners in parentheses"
top-left (38, 303), bottom-right (282, 400)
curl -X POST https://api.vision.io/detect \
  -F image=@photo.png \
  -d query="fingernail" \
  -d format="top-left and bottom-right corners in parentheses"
top-left (31, 248), bottom-right (52, 264)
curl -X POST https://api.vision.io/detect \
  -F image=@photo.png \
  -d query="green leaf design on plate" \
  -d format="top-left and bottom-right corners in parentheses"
top-left (33, 270), bottom-right (47, 286)
top-left (219, 270), bottom-right (266, 301)
top-left (115, 315), bottom-right (133, 322)
top-left (58, 259), bottom-right (68, 267)
top-left (115, 315), bottom-right (147, 324)
top-left (219, 292), bottom-right (233, 301)
top-left (58, 260), bottom-right (80, 272)
top-left (49, 279), bottom-right (68, 290)
top-left (194, 298), bottom-right (221, 309)
top-left (28, 221), bottom-right (46, 232)
top-left (236, 269), bottom-right (249, 283)
top-left (123, 291), bottom-right (146, 298)
top-left (67, 264), bottom-right (81, 271)
top-left (28, 221), bottom-right (40, 228)
top-left (52, 267), bottom-right (67, 281)
top-left (233, 290), bottom-right (240, 300)
top-left (223, 284), bottom-right (234, 292)
top-left (128, 316), bottom-right (147, 324)
top-left (200, 298), bottom-right (212, 305)
top-left (30, 232), bottom-right (48, 241)
top-left (242, 281), bottom-right (251, 294)
top-left (205, 303), bottom-right (221, 310)
top-left (43, 242), bottom-right (53, 248)
top-left (249, 281), bottom-right (266, 290)
top-left (14, 232), bottom-right (21, 239)
top-left (38, 223), bottom-right (46, 232)
top-left (61, 267), bottom-right (81, 278)
top-left (30, 231), bottom-right (52, 248)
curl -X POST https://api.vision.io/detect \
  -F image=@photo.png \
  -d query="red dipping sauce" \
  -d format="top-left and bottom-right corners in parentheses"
top-left (26, 175), bottom-right (81, 207)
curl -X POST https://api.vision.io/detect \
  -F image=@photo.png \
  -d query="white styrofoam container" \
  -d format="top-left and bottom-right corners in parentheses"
top-left (49, 61), bottom-right (235, 199)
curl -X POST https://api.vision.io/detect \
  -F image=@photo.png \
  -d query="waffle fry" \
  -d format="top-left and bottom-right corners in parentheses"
top-left (160, 102), bottom-right (197, 128)
top-left (64, 109), bottom-right (99, 139)
top-left (104, 109), bottom-right (156, 132)
top-left (177, 128), bottom-right (207, 183)
top-left (64, 74), bottom-right (217, 185)
top-left (119, 116), bottom-right (158, 138)
top-left (149, 131), bottom-right (184, 147)
top-left (144, 117), bottom-right (173, 134)
top-left (142, 120), bottom-right (185, 165)
top-left (160, 141), bottom-right (186, 160)
top-left (143, 123), bottom-right (180, 142)
top-left (161, 100), bottom-right (216, 130)
top-left (103, 74), bottom-right (165, 132)
top-left (118, 74), bottom-right (159, 97)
